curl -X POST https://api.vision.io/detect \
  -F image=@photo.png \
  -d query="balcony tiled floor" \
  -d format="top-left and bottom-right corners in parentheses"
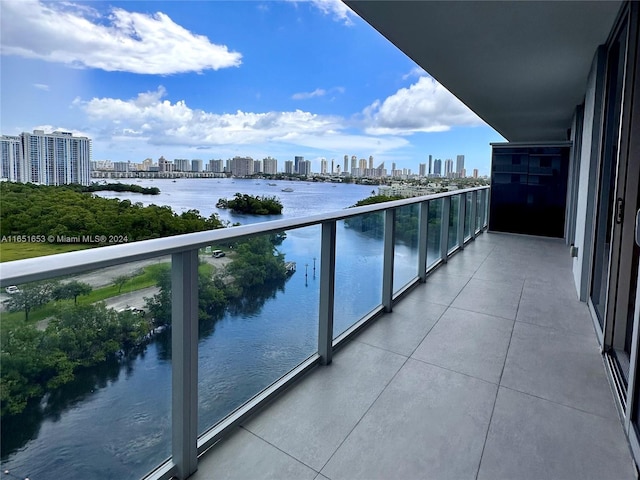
top-left (191, 232), bottom-right (636, 480)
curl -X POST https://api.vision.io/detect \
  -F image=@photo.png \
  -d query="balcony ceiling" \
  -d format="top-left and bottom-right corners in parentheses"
top-left (344, 1), bottom-right (623, 142)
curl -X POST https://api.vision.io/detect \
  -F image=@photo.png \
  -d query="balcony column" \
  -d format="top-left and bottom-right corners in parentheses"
top-left (457, 193), bottom-right (466, 249)
top-left (418, 201), bottom-right (429, 283)
top-left (318, 221), bottom-right (337, 365)
top-left (382, 208), bottom-right (396, 312)
top-left (440, 196), bottom-right (451, 262)
top-left (171, 249), bottom-right (199, 479)
top-left (471, 190), bottom-right (479, 238)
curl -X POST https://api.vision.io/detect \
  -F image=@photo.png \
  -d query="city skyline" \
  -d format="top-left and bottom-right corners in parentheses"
top-left (0, 0), bottom-right (505, 176)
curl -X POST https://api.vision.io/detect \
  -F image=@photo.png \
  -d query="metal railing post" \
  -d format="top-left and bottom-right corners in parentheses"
top-left (440, 196), bottom-right (451, 262)
top-left (418, 201), bottom-right (429, 283)
top-left (382, 208), bottom-right (396, 312)
top-left (318, 221), bottom-right (337, 365)
top-left (457, 193), bottom-right (466, 249)
top-left (172, 249), bottom-right (199, 479)
top-left (471, 190), bottom-right (479, 238)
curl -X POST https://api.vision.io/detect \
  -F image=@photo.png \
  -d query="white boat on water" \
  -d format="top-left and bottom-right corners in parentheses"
top-left (281, 187), bottom-right (294, 192)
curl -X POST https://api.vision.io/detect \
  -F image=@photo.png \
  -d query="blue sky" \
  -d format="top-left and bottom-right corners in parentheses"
top-left (0, 0), bottom-right (504, 175)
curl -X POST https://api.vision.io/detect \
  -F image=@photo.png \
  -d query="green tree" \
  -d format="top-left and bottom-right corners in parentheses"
top-left (7, 281), bottom-right (56, 322)
top-left (113, 274), bottom-right (131, 294)
top-left (52, 280), bottom-right (92, 305)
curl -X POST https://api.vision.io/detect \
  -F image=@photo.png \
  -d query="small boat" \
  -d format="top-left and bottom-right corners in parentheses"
top-left (281, 187), bottom-right (294, 192)
top-left (267, 183), bottom-right (277, 186)
top-left (284, 262), bottom-right (296, 275)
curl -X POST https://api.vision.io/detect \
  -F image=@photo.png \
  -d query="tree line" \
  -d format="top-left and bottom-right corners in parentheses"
top-left (0, 182), bottom-right (224, 242)
top-left (216, 193), bottom-right (283, 215)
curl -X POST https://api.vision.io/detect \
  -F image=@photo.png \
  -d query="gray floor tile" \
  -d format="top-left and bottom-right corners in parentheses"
top-left (412, 307), bottom-right (513, 383)
top-left (191, 427), bottom-right (317, 480)
top-left (415, 272), bottom-right (472, 306)
top-left (501, 322), bottom-right (617, 419)
top-left (452, 277), bottom-right (523, 320)
top-left (356, 300), bottom-right (446, 356)
top-left (321, 359), bottom-right (497, 480)
top-left (478, 387), bottom-right (635, 480)
top-left (242, 341), bottom-right (406, 471)
top-left (517, 285), bottom-right (595, 337)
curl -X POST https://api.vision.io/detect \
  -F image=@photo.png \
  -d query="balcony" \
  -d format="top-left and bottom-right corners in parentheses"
top-left (187, 231), bottom-right (635, 480)
top-left (1, 187), bottom-right (635, 479)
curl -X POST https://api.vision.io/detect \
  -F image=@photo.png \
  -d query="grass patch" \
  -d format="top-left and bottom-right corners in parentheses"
top-left (0, 242), bottom-right (93, 262)
top-left (0, 263), bottom-right (168, 332)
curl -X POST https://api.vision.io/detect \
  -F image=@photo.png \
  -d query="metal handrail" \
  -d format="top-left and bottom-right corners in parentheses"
top-left (0, 186), bottom-right (488, 286)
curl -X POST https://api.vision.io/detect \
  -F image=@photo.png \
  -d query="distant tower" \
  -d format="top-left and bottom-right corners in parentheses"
top-left (473, 168), bottom-right (479, 178)
top-left (320, 157), bottom-right (328, 174)
top-left (419, 163), bottom-right (426, 177)
top-left (456, 155), bottom-right (465, 177)
top-left (434, 159), bottom-right (442, 176)
top-left (294, 156), bottom-right (304, 173)
top-left (331, 159), bottom-right (334, 174)
top-left (368, 155), bottom-right (374, 170)
top-left (445, 159), bottom-right (454, 177)
top-left (351, 155), bottom-right (357, 173)
top-left (428, 155), bottom-right (433, 175)
top-left (344, 155), bottom-right (349, 173)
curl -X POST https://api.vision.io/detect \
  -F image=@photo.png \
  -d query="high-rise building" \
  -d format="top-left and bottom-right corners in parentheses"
top-left (331, 159), bottom-right (334, 174)
top-left (19, 130), bottom-right (91, 186)
top-left (428, 155), bottom-right (433, 175)
top-left (456, 155), bottom-right (465, 176)
top-left (263, 157), bottom-right (277, 175)
top-left (284, 160), bottom-right (294, 174)
top-left (344, 155), bottom-right (349, 174)
top-left (298, 159), bottom-right (312, 176)
top-left (419, 163), bottom-right (427, 177)
top-left (433, 159), bottom-right (442, 176)
top-left (0, 135), bottom-right (26, 183)
top-left (208, 159), bottom-right (224, 173)
top-left (369, 156), bottom-right (374, 170)
top-left (231, 156), bottom-right (253, 177)
top-left (351, 156), bottom-right (357, 173)
top-left (294, 156), bottom-right (304, 173)
top-left (174, 159), bottom-right (191, 172)
top-left (473, 168), bottom-right (479, 178)
top-left (445, 159), bottom-right (454, 177)
top-left (253, 160), bottom-right (262, 174)
top-left (320, 158), bottom-right (328, 174)
top-left (191, 159), bottom-right (203, 172)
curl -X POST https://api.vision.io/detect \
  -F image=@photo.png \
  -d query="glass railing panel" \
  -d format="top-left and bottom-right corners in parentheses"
top-left (427, 199), bottom-right (443, 268)
top-left (393, 204), bottom-right (420, 293)
top-left (197, 228), bottom-right (319, 434)
top-left (464, 193), bottom-right (473, 241)
top-left (447, 195), bottom-right (460, 253)
top-left (334, 212), bottom-right (384, 337)
top-left (0, 256), bottom-right (172, 480)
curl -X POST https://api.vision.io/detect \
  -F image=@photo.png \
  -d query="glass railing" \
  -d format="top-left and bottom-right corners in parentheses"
top-left (393, 204), bottom-right (420, 295)
top-left (0, 186), bottom-right (488, 480)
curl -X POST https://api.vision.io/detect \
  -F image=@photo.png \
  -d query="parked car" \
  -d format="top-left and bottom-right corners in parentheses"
top-left (5, 286), bottom-right (20, 294)
top-left (212, 250), bottom-right (225, 258)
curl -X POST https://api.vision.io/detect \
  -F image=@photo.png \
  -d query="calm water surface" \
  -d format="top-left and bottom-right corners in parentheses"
top-left (2, 179), bottom-right (421, 479)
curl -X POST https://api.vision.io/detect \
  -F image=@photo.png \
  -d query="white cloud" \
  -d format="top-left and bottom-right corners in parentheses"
top-left (292, 86), bottom-right (345, 100)
top-left (33, 83), bottom-right (50, 91)
top-left (402, 67), bottom-right (425, 80)
top-left (0, 0), bottom-right (242, 74)
top-left (363, 76), bottom-right (484, 135)
top-left (73, 87), bottom-right (408, 155)
top-left (292, 88), bottom-right (327, 100)
top-left (308, 0), bottom-right (355, 25)
top-left (286, 0), bottom-right (356, 25)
